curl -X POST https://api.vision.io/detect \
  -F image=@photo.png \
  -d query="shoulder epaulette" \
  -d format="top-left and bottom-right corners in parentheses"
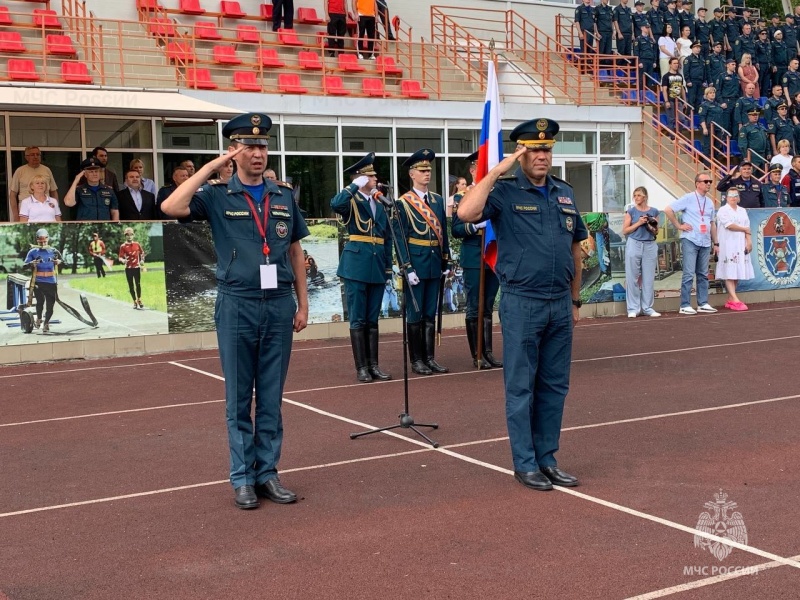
top-left (498, 174), bottom-right (517, 180)
top-left (551, 175), bottom-right (573, 187)
top-left (276, 180), bottom-right (293, 190)
top-left (207, 178), bottom-right (223, 185)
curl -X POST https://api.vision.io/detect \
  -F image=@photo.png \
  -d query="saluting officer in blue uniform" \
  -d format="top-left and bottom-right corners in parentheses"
top-left (161, 113), bottom-right (309, 510)
top-left (457, 119), bottom-right (589, 492)
top-left (64, 157), bottom-right (120, 221)
top-left (393, 149), bottom-right (451, 376)
top-left (451, 151), bottom-right (502, 370)
top-left (330, 153), bottom-right (393, 383)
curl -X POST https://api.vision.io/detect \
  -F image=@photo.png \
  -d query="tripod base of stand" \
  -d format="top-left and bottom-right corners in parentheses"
top-left (350, 413), bottom-right (439, 448)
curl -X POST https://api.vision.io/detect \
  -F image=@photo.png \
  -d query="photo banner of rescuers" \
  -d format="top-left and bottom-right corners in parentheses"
top-left (23, 228), bottom-right (61, 333)
top-left (119, 227), bottom-right (146, 310)
top-left (160, 112), bottom-right (309, 511)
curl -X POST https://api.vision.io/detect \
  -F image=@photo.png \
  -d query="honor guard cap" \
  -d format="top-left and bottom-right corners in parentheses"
top-left (403, 148), bottom-right (435, 171)
top-left (747, 107), bottom-right (761, 115)
top-left (344, 152), bottom-right (377, 176)
top-left (466, 150), bottom-right (479, 163)
top-left (80, 157), bottom-right (102, 170)
top-left (770, 163), bottom-right (783, 173)
top-left (510, 118), bottom-right (560, 149)
top-left (223, 113), bottom-right (272, 145)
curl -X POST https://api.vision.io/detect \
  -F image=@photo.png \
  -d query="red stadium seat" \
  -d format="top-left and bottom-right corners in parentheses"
top-left (166, 42), bottom-right (195, 62)
top-left (213, 45), bottom-right (242, 64)
top-left (236, 25), bottom-right (260, 43)
top-left (220, 1), bottom-right (245, 18)
top-left (46, 35), bottom-right (77, 56)
top-left (298, 50), bottom-right (322, 70)
top-left (234, 70), bottom-right (261, 91)
top-left (400, 79), bottom-right (429, 99)
top-left (259, 3), bottom-right (273, 20)
top-left (278, 28), bottom-right (303, 46)
top-left (337, 53), bottom-right (364, 72)
top-left (33, 9), bottom-right (61, 29)
top-left (194, 21), bottom-right (222, 40)
top-left (296, 7), bottom-right (324, 25)
top-left (136, 0), bottom-right (163, 11)
top-left (257, 48), bottom-right (285, 67)
top-left (61, 61), bottom-right (93, 84)
top-left (7, 59), bottom-right (39, 81)
top-left (186, 68), bottom-right (218, 89)
top-left (0, 32), bottom-right (26, 53)
top-left (179, 0), bottom-right (205, 15)
top-left (362, 78), bottom-right (389, 97)
top-left (323, 75), bottom-right (350, 96)
top-left (375, 55), bottom-right (402, 76)
top-left (148, 18), bottom-right (177, 37)
top-left (278, 73), bottom-right (308, 93)
top-left (0, 8), bottom-right (13, 27)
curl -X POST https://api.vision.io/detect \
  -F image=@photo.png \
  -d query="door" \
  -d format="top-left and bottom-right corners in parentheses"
top-left (599, 160), bottom-right (634, 213)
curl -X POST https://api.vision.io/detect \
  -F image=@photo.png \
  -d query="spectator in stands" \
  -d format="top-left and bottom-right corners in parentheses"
top-left (717, 161), bottom-right (763, 209)
top-left (613, 0), bottom-right (633, 57)
top-left (768, 14), bottom-right (783, 41)
top-left (664, 1), bottom-right (680, 40)
top-left (754, 29), bottom-right (774, 98)
top-left (781, 154), bottom-right (800, 206)
top-left (215, 160), bottom-right (235, 183)
top-left (709, 8), bottom-right (726, 51)
top-left (88, 231), bottom-right (107, 278)
top-left (376, 0), bottom-right (395, 41)
top-left (65, 157), bottom-right (120, 222)
top-left (715, 188), bottom-right (753, 311)
top-left (783, 58), bottom-right (800, 107)
top-left (737, 53), bottom-right (759, 95)
top-left (632, 1), bottom-right (648, 39)
top-left (676, 25), bottom-right (693, 65)
top-left (130, 159), bottom-right (156, 195)
top-left (738, 108), bottom-right (770, 170)
top-left (788, 90), bottom-right (800, 131)
top-left (683, 41), bottom-right (705, 110)
top-left (698, 86), bottom-right (728, 157)
top-left (772, 29), bottom-right (790, 89)
top-left (763, 83), bottom-right (785, 122)
top-left (447, 177), bottom-right (467, 218)
top-left (714, 58), bottom-right (740, 133)
top-left (678, 1), bottom-right (695, 40)
top-left (648, 0), bottom-right (666, 43)
top-left (272, 0), bottom-right (294, 32)
top-left (325, 0), bottom-right (352, 56)
top-left (179, 159), bottom-right (196, 177)
top-left (81, 147), bottom-right (120, 192)
top-left (661, 57), bottom-right (685, 129)
top-left (738, 8), bottom-right (752, 32)
top-left (761, 163), bottom-right (789, 207)
top-left (622, 186), bottom-right (660, 318)
top-left (695, 7), bottom-right (710, 55)
top-left (118, 169), bottom-right (157, 220)
top-left (595, 0), bottom-right (614, 56)
top-left (771, 139), bottom-right (793, 178)
top-left (9, 146), bottom-right (58, 222)
top-left (634, 24), bottom-right (659, 88)
top-left (723, 10), bottom-right (739, 59)
top-left (782, 14), bottom-right (798, 57)
top-left (734, 24), bottom-right (755, 64)
top-left (705, 41), bottom-right (726, 85)
top-left (264, 168), bottom-right (278, 181)
top-left (768, 104), bottom-right (794, 155)
top-left (574, 0), bottom-right (597, 56)
top-left (353, 0), bottom-right (377, 60)
top-left (18, 175), bottom-right (61, 223)
top-left (658, 24), bottom-right (678, 77)
top-left (156, 166), bottom-right (189, 219)
top-left (733, 82), bottom-right (759, 136)
top-left (665, 172), bottom-right (718, 315)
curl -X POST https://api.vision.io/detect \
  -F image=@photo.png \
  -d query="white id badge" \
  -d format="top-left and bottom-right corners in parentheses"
top-left (260, 264), bottom-right (278, 289)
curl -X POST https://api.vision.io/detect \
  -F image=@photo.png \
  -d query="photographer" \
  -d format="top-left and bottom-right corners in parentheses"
top-left (622, 187), bottom-right (661, 318)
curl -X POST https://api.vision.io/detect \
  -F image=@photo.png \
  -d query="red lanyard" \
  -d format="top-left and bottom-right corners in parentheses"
top-left (243, 192), bottom-right (270, 256)
top-left (694, 192), bottom-right (707, 217)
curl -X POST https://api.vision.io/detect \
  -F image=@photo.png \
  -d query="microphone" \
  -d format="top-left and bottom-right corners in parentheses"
top-left (372, 188), bottom-right (394, 207)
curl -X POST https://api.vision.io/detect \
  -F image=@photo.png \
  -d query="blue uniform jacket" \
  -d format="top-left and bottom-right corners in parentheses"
top-left (451, 192), bottom-right (485, 269)
top-left (330, 183), bottom-right (393, 283)
top-left (74, 185), bottom-right (118, 221)
top-left (393, 190), bottom-right (451, 280)
top-left (185, 174), bottom-right (309, 298)
top-left (479, 170), bottom-right (589, 300)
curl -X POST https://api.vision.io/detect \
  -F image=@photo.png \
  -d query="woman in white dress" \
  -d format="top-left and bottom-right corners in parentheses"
top-left (658, 24), bottom-right (678, 77)
top-left (715, 188), bottom-right (754, 311)
top-left (18, 175), bottom-right (61, 223)
top-left (676, 26), bottom-right (692, 66)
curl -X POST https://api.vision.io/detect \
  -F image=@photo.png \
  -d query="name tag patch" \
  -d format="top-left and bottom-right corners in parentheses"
top-left (558, 206), bottom-right (578, 215)
top-left (270, 209), bottom-right (291, 218)
top-left (512, 204), bottom-right (540, 213)
top-left (224, 210), bottom-right (250, 218)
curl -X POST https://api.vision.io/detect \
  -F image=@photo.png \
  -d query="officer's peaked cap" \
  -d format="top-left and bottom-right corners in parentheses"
top-left (510, 118), bottom-right (560, 149)
top-left (80, 157), bottom-right (102, 170)
top-left (223, 113), bottom-right (272, 145)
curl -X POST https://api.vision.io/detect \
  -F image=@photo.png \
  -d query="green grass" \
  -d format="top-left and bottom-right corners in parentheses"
top-left (307, 223), bottom-right (338, 239)
top-left (66, 270), bottom-right (167, 312)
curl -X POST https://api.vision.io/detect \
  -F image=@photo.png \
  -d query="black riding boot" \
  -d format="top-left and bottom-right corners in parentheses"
top-left (466, 318), bottom-right (490, 369)
top-left (408, 322), bottom-right (432, 375)
top-left (366, 323), bottom-right (391, 381)
top-left (350, 328), bottom-right (372, 382)
top-left (424, 320), bottom-right (448, 373)
top-left (482, 317), bottom-right (503, 368)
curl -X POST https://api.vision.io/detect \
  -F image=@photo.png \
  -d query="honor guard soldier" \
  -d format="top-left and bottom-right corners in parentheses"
top-left (612, 0), bottom-right (634, 56)
top-left (632, 1), bottom-right (648, 38)
top-left (330, 153), bottom-right (393, 383)
top-left (456, 119), bottom-right (588, 492)
top-left (393, 149), bottom-right (451, 375)
top-left (705, 41), bottom-right (726, 85)
top-left (738, 107), bottom-right (770, 169)
top-left (451, 151), bottom-right (502, 369)
top-left (768, 102), bottom-right (794, 154)
top-left (160, 113), bottom-right (309, 510)
top-left (733, 82), bottom-right (759, 136)
top-left (698, 87), bottom-right (728, 156)
top-left (683, 41), bottom-right (706, 110)
top-left (647, 0), bottom-right (665, 44)
top-left (714, 58), bottom-right (740, 133)
top-left (634, 23), bottom-right (659, 89)
top-left (717, 161), bottom-right (763, 208)
top-left (761, 163), bottom-right (788, 207)
top-left (63, 157), bottom-right (120, 221)
top-left (574, 0), bottom-right (597, 56)
top-left (595, 0), bottom-right (614, 55)
top-left (754, 28), bottom-right (774, 98)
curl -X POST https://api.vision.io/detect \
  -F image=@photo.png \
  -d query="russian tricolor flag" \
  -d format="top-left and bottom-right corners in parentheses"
top-left (475, 61), bottom-right (502, 271)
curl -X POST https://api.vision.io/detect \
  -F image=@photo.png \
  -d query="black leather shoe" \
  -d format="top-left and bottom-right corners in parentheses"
top-left (356, 367), bottom-right (373, 383)
top-left (255, 478), bottom-right (297, 504)
top-left (514, 470), bottom-right (553, 491)
top-left (540, 466), bottom-right (579, 487)
top-left (425, 359), bottom-right (449, 373)
top-left (368, 366), bottom-right (391, 381)
top-left (234, 485), bottom-right (259, 509)
top-left (411, 360), bottom-right (433, 375)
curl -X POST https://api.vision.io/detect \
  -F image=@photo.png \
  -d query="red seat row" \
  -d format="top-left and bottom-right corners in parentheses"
top-left (0, 7), bottom-right (62, 28)
top-left (5, 59), bottom-right (93, 83)
top-left (0, 32), bottom-right (77, 55)
top-left (192, 22), bottom-right (259, 42)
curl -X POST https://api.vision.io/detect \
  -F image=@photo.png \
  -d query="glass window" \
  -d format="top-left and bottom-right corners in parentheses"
top-left (602, 163), bottom-right (630, 212)
top-left (558, 131), bottom-right (596, 155)
top-left (10, 116), bottom-right (81, 147)
top-left (396, 128), bottom-right (443, 154)
top-left (447, 156), bottom-right (475, 189)
top-left (600, 132), bottom-right (625, 155)
top-left (85, 118), bottom-right (153, 149)
top-left (342, 127), bottom-right (391, 153)
top-left (502, 129), bottom-right (516, 156)
top-left (158, 120), bottom-right (219, 151)
top-left (284, 125), bottom-right (337, 152)
top-left (0, 152), bottom-right (6, 221)
top-left (448, 129), bottom-right (478, 155)
top-left (0, 119), bottom-right (6, 146)
top-left (395, 157), bottom-right (445, 197)
top-left (285, 156), bottom-right (339, 218)
top-left (158, 154), bottom-right (218, 188)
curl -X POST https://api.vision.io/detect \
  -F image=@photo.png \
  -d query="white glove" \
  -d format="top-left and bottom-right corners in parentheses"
top-left (407, 271), bottom-right (420, 286)
top-left (353, 175), bottom-right (370, 189)
top-left (474, 220), bottom-right (488, 230)
top-left (442, 270), bottom-right (451, 277)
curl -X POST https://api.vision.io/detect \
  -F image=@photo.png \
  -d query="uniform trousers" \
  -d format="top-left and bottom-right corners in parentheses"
top-left (215, 292), bottom-right (295, 488)
top-left (344, 278), bottom-right (384, 328)
top-left (463, 266), bottom-right (500, 320)
top-left (500, 293), bottom-right (573, 472)
top-left (625, 238), bottom-right (658, 315)
top-left (405, 277), bottom-right (440, 323)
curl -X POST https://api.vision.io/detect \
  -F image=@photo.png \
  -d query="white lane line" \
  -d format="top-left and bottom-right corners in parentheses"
top-left (0, 447), bottom-right (433, 519)
top-left (624, 554), bottom-right (800, 600)
top-left (575, 304), bottom-right (800, 329)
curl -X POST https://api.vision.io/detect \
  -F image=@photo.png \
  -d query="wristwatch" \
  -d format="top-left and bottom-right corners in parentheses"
top-left (572, 299), bottom-right (582, 308)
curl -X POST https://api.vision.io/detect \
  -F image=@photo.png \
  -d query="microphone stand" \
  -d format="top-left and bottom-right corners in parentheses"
top-left (350, 186), bottom-right (439, 448)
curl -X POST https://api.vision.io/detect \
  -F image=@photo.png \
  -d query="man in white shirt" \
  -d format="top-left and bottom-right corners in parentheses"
top-left (9, 146), bottom-right (58, 221)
